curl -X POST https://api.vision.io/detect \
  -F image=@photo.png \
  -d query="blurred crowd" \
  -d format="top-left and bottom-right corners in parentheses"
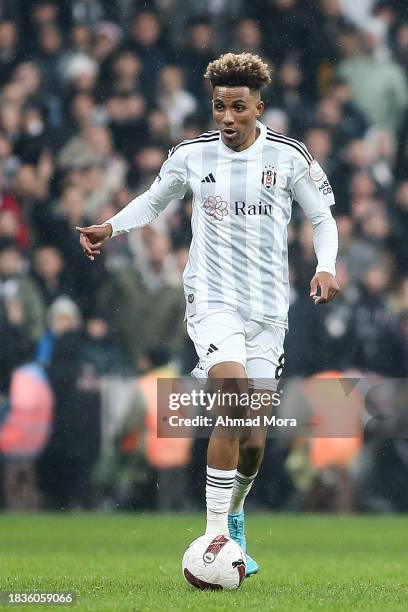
top-left (1, 0), bottom-right (408, 512)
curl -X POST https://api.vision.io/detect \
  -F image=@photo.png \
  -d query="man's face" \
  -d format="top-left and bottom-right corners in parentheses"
top-left (212, 86), bottom-right (263, 152)
top-left (0, 248), bottom-right (21, 278)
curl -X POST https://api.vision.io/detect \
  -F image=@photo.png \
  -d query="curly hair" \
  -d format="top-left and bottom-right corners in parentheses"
top-left (204, 52), bottom-right (271, 90)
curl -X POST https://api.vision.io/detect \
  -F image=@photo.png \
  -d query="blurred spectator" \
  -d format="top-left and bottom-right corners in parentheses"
top-left (353, 263), bottom-right (405, 376)
top-left (32, 186), bottom-right (105, 316)
top-left (93, 21), bottom-right (122, 64)
top-left (352, 431), bottom-right (408, 512)
top-left (94, 375), bottom-right (148, 510)
top-left (263, 108), bottom-right (289, 135)
top-left (393, 21), bottom-right (408, 69)
top-left (11, 161), bottom-right (53, 249)
top-left (182, 17), bottom-right (217, 102)
top-left (41, 301), bottom-right (129, 508)
top-left (0, 237), bottom-right (45, 343)
top-left (104, 50), bottom-right (147, 160)
top-left (303, 2), bottom-right (351, 99)
top-left (0, 103), bottom-right (21, 145)
top-left (70, 0), bottom-right (120, 28)
top-left (338, 0), bottom-right (376, 29)
top-left (390, 182), bottom-right (408, 276)
top-left (96, 232), bottom-right (186, 371)
top-left (146, 109), bottom-right (172, 147)
top-left (66, 92), bottom-right (106, 140)
top-left (157, 66), bottom-right (197, 141)
top-left (70, 22), bottom-right (92, 55)
top-left (128, 10), bottom-right (170, 93)
top-left (0, 363), bottom-right (53, 510)
top-left (138, 350), bottom-right (192, 510)
top-left (232, 19), bottom-right (263, 56)
top-left (303, 126), bottom-right (335, 175)
top-left (272, 59), bottom-right (312, 134)
top-left (309, 260), bottom-right (363, 373)
top-left (58, 125), bottom-right (127, 220)
top-left (14, 104), bottom-right (50, 165)
top-left (337, 213), bottom-right (382, 283)
top-left (34, 23), bottom-right (64, 95)
top-left (109, 49), bottom-right (142, 97)
top-left (395, 108), bottom-right (408, 182)
top-left (330, 79), bottom-right (368, 139)
top-left (250, 0), bottom-right (321, 98)
top-left (63, 52), bottom-right (99, 97)
top-left (338, 23), bottom-right (408, 132)
top-left (31, 245), bottom-right (69, 306)
top-left (36, 296), bottom-right (94, 509)
top-left (0, 20), bottom-right (22, 86)
top-left (365, 127), bottom-right (395, 188)
top-left (0, 290), bottom-right (33, 395)
top-left (0, 190), bottom-right (29, 250)
top-left (131, 145), bottom-right (166, 190)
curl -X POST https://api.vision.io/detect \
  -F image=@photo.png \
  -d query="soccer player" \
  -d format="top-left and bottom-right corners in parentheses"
top-left (77, 53), bottom-right (339, 576)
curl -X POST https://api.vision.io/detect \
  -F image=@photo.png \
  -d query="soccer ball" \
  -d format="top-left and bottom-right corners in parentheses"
top-left (182, 534), bottom-right (246, 590)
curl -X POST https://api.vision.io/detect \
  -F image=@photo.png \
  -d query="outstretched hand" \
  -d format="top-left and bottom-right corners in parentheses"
top-left (76, 223), bottom-right (112, 261)
top-left (310, 271), bottom-right (339, 305)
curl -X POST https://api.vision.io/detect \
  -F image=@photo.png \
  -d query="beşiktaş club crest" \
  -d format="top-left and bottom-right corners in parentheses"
top-left (261, 164), bottom-right (277, 189)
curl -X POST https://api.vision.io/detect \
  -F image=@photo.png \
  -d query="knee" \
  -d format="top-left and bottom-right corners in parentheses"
top-left (240, 436), bottom-right (266, 452)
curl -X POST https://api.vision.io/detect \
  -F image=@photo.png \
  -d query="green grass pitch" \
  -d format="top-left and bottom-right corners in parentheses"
top-left (1, 513), bottom-right (408, 611)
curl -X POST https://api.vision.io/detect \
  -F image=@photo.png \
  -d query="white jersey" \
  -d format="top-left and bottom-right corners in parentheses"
top-left (106, 121), bottom-right (338, 327)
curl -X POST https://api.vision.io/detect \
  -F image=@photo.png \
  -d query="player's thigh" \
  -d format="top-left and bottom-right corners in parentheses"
top-left (186, 309), bottom-right (247, 376)
top-left (245, 321), bottom-right (286, 391)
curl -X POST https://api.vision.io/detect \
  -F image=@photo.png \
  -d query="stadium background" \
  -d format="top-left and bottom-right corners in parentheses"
top-left (1, 0), bottom-right (408, 514)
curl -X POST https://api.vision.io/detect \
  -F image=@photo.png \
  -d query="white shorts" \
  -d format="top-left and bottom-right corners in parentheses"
top-left (186, 309), bottom-right (286, 391)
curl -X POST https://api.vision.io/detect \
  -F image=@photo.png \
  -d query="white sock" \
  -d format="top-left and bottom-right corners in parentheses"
top-left (229, 471), bottom-right (257, 515)
top-left (205, 466), bottom-right (236, 535)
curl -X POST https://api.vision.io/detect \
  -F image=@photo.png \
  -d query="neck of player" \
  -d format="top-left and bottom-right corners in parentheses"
top-left (225, 126), bottom-right (260, 152)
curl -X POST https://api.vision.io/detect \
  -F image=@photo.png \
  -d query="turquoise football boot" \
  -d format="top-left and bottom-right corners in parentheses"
top-left (228, 511), bottom-right (259, 576)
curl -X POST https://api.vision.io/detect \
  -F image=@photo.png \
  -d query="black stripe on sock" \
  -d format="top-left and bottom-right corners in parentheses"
top-left (207, 477), bottom-right (235, 485)
top-left (235, 475), bottom-right (253, 485)
top-left (206, 476), bottom-right (235, 484)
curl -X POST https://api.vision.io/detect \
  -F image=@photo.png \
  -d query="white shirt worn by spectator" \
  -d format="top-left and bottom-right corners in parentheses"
top-left (158, 90), bottom-right (198, 141)
top-left (106, 121), bottom-right (338, 328)
top-left (338, 0), bottom-right (376, 29)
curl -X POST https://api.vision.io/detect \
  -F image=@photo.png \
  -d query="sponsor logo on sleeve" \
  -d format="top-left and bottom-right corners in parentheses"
top-left (318, 180), bottom-right (333, 195)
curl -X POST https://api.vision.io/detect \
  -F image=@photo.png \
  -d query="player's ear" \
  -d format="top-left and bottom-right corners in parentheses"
top-left (255, 100), bottom-right (264, 119)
